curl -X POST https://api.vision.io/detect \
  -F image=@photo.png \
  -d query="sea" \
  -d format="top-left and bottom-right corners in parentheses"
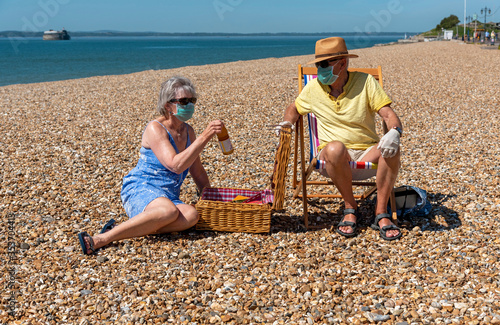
top-left (0, 34), bottom-right (403, 87)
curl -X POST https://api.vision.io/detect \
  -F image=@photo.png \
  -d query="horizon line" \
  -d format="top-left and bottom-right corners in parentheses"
top-left (0, 30), bottom-right (422, 36)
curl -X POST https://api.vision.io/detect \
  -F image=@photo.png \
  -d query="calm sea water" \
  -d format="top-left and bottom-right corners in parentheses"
top-left (0, 35), bottom-right (402, 87)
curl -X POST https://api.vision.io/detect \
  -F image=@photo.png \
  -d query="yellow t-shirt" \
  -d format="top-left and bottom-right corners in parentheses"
top-left (295, 71), bottom-right (392, 150)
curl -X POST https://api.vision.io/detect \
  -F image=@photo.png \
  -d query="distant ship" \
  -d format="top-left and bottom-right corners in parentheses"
top-left (43, 28), bottom-right (71, 40)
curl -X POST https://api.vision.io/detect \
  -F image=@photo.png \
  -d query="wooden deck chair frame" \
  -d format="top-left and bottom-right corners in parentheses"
top-left (292, 65), bottom-right (397, 229)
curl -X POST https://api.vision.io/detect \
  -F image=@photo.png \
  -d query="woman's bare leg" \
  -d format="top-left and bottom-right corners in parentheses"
top-left (154, 204), bottom-right (199, 233)
top-left (85, 197), bottom-right (181, 250)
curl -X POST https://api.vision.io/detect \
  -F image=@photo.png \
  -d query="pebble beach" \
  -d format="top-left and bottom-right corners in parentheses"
top-left (1, 40), bottom-right (500, 324)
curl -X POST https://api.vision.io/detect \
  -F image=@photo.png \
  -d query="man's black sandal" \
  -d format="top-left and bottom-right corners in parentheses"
top-left (371, 213), bottom-right (402, 241)
top-left (336, 208), bottom-right (358, 237)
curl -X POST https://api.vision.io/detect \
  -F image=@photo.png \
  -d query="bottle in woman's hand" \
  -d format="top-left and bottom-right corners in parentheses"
top-left (217, 125), bottom-right (233, 155)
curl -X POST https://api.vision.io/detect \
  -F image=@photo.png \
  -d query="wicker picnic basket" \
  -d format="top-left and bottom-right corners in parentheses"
top-left (195, 188), bottom-right (274, 233)
top-left (195, 127), bottom-right (291, 233)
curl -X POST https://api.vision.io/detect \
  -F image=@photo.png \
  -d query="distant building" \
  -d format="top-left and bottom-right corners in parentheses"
top-left (43, 28), bottom-right (70, 40)
top-left (443, 29), bottom-right (453, 40)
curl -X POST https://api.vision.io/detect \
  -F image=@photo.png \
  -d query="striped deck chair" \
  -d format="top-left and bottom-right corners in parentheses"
top-left (292, 65), bottom-right (397, 229)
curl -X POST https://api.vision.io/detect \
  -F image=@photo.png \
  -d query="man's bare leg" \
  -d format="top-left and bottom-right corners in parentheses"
top-left (320, 141), bottom-right (357, 235)
top-left (363, 148), bottom-right (401, 238)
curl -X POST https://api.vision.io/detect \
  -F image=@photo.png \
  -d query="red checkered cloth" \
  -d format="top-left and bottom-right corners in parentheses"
top-left (200, 188), bottom-right (274, 204)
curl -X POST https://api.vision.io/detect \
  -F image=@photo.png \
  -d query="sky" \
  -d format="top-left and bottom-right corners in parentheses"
top-left (0, 0), bottom-right (498, 34)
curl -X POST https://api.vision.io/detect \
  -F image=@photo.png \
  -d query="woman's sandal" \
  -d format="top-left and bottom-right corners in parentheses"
top-left (100, 218), bottom-right (116, 234)
top-left (78, 231), bottom-right (96, 255)
top-left (336, 208), bottom-right (358, 237)
top-left (371, 213), bottom-right (402, 241)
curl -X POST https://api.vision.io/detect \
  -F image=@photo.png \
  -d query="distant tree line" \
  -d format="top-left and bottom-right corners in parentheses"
top-left (424, 14), bottom-right (499, 37)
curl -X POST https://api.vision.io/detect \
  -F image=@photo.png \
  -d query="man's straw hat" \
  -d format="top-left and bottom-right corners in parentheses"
top-left (307, 37), bottom-right (359, 65)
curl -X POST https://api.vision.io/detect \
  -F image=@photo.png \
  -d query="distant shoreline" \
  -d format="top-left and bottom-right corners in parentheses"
top-left (0, 31), bottom-right (416, 38)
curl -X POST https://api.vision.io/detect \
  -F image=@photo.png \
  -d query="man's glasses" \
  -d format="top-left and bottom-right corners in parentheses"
top-left (169, 97), bottom-right (197, 105)
top-left (316, 59), bottom-right (341, 69)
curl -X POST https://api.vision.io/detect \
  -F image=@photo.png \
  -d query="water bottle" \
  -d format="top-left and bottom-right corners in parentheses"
top-left (217, 125), bottom-right (233, 155)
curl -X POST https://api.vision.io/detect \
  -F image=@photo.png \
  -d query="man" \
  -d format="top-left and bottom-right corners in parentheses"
top-left (278, 37), bottom-right (402, 240)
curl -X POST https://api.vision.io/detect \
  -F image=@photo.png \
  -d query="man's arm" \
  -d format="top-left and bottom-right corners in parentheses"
top-left (274, 102), bottom-right (302, 135)
top-left (377, 105), bottom-right (402, 158)
top-left (378, 105), bottom-right (402, 133)
top-left (283, 102), bottom-right (301, 125)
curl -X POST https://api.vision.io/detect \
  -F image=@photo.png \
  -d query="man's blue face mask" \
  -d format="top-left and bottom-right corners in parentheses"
top-left (317, 61), bottom-right (341, 85)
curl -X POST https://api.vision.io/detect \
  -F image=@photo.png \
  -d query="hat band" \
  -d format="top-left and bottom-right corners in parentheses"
top-left (316, 51), bottom-right (349, 59)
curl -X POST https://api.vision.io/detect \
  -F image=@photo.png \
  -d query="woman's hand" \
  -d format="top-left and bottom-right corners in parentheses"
top-left (201, 120), bottom-right (224, 140)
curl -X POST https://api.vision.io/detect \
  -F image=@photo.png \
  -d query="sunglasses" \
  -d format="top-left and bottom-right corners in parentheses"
top-left (315, 58), bottom-right (342, 69)
top-left (169, 97), bottom-right (197, 105)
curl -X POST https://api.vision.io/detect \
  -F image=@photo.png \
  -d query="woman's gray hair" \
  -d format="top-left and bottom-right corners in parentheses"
top-left (157, 76), bottom-right (197, 116)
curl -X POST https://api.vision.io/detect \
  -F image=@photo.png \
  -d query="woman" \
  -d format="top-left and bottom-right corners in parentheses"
top-left (78, 76), bottom-right (223, 254)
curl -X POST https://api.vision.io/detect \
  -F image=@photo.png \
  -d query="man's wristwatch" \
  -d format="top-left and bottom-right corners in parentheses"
top-left (392, 126), bottom-right (403, 136)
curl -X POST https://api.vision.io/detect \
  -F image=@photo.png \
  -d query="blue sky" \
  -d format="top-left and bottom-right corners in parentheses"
top-left (0, 0), bottom-right (498, 33)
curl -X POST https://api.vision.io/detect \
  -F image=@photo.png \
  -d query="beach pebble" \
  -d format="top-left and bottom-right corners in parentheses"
top-left (1, 40), bottom-right (500, 324)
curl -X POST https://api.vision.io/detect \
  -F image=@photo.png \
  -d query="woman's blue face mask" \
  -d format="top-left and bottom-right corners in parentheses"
top-left (173, 102), bottom-right (195, 122)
